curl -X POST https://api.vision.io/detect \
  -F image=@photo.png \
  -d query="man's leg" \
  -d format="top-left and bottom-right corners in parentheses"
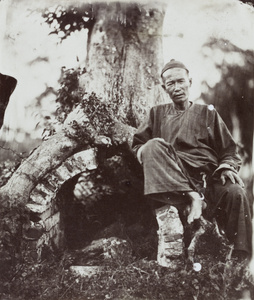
top-left (206, 180), bottom-right (252, 256)
top-left (141, 138), bottom-right (205, 224)
top-left (141, 138), bottom-right (191, 194)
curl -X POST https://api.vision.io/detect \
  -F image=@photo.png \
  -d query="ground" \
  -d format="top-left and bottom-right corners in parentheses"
top-left (0, 215), bottom-right (253, 300)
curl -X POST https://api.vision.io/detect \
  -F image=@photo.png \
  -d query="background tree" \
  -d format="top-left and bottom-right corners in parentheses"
top-left (201, 38), bottom-right (254, 161)
top-left (201, 38), bottom-right (254, 196)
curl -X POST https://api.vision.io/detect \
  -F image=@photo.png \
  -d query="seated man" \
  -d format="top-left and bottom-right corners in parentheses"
top-left (132, 59), bottom-right (252, 258)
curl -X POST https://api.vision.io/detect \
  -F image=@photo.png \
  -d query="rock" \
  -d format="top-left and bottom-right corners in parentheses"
top-left (70, 266), bottom-right (103, 278)
top-left (77, 237), bottom-right (132, 261)
top-left (103, 237), bottom-right (132, 259)
top-left (155, 205), bottom-right (184, 267)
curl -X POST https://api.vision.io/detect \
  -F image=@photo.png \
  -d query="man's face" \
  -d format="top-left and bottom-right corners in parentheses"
top-left (162, 68), bottom-right (192, 105)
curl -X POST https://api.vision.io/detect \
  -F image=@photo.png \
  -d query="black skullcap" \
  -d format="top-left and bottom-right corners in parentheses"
top-left (161, 59), bottom-right (189, 77)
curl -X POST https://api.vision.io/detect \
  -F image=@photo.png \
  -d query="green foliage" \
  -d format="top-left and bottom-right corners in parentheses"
top-left (60, 91), bottom-right (116, 144)
top-left (42, 67), bottom-right (87, 140)
top-left (42, 67), bottom-right (116, 143)
top-left (79, 92), bottom-right (115, 137)
top-left (42, 4), bottom-right (95, 41)
top-left (55, 67), bottom-right (86, 122)
top-left (0, 203), bottom-right (28, 289)
top-left (0, 158), bottom-right (30, 293)
top-left (201, 38), bottom-right (254, 163)
top-left (42, 3), bottom-right (147, 42)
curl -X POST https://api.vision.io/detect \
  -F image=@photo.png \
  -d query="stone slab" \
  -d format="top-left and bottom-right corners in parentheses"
top-left (70, 266), bottom-right (103, 278)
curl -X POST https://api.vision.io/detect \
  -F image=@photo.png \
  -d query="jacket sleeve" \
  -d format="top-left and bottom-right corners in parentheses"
top-left (211, 109), bottom-right (242, 175)
top-left (132, 108), bottom-right (154, 157)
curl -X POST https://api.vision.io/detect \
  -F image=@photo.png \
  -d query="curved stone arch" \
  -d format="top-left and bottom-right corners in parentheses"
top-left (24, 148), bottom-right (97, 260)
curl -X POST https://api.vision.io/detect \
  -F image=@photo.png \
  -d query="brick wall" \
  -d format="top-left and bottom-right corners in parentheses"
top-left (23, 148), bottom-right (97, 261)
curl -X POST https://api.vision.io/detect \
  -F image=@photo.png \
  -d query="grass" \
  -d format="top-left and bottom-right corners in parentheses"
top-left (0, 240), bottom-right (253, 300)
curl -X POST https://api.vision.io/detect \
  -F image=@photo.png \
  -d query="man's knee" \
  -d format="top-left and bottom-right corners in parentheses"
top-left (224, 182), bottom-right (248, 205)
top-left (209, 182), bottom-right (249, 217)
top-left (227, 182), bottom-right (245, 195)
top-left (142, 138), bottom-right (169, 157)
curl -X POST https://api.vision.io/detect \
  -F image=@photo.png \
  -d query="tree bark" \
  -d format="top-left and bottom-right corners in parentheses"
top-left (80, 2), bottom-right (168, 127)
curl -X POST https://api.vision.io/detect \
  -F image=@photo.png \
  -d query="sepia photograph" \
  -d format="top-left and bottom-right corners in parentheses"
top-left (0, 0), bottom-right (254, 299)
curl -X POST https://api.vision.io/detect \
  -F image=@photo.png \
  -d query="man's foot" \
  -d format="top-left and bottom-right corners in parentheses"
top-left (186, 191), bottom-right (206, 224)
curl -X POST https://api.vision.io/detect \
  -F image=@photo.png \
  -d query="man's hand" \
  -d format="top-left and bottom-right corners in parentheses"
top-left (220, 169), bottom-right (244, 188)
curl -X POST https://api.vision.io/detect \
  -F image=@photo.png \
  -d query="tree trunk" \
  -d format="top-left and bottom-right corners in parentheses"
top-left (0, 2), bottom-right (167, 206)
top-left (80, 2), bottom-right (168, 127)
